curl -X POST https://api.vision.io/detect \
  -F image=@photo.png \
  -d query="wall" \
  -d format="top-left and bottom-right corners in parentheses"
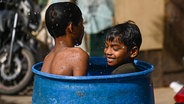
top-left (114, 0), bottom-right (165, 50)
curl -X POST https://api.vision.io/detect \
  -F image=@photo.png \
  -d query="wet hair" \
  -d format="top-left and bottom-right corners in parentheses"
top-left (105, 20), bottom-right (142, 51)
top-left (45, 2), bottom-right (82, 38)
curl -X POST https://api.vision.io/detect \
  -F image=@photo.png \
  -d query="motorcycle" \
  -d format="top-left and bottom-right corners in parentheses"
top-left (0, 0), bottom-right (49, 95)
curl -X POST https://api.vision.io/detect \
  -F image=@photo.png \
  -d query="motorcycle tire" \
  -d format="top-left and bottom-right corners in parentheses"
top-left (0, 48), bottom-right (35, 95)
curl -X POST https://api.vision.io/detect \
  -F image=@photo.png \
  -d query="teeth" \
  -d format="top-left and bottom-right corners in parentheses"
top-left (107, 58), bottom-right (114, 62)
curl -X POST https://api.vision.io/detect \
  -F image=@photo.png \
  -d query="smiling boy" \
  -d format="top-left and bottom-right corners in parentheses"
top-left (104, 21), bottom-right (142, 74)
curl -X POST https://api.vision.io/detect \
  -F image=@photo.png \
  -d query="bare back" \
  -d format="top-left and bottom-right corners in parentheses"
top-left (41, 47), bottom-right (89, 76)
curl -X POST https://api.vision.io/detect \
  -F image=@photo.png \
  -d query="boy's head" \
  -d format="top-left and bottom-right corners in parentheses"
top-left (104, 20), bottom-right (142, 66)
top-left (45, 2), bottom-right (83, 38)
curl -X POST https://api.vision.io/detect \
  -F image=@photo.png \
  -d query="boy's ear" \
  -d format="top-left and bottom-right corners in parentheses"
top-left (129, 46), bottom-right (139, 58)
top-left (67, 23), bottom-right (73, 33)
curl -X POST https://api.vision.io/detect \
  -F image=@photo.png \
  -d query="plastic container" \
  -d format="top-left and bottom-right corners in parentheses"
top-left (174, 86), bottom-right (184, 104)
top-left (32, 57), bottom-right (154, 104)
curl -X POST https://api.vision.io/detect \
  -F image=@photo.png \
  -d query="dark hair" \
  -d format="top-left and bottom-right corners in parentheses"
top-left (45, 2), bottom-right (82, 38)
top-left (105, 20), bottom-right (142, 51)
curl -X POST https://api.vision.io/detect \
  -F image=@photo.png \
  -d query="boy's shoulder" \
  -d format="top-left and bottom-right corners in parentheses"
top-left (111, 63), bottom-right (137, 74)
top-left (73, 47), bottom-right (88, 53)
top-left (60, 47), bottom-right (89, 58)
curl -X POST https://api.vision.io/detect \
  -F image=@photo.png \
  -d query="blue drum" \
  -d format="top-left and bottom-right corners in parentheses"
top-left (32, 57), bottom-right (154, 104)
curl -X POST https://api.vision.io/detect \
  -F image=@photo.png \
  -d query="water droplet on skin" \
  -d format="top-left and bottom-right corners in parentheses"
top-left (60, 66), bottom-right (66, 70)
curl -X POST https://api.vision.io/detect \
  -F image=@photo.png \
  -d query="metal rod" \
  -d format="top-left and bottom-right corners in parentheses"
top-left (8, 12), bottom-right (18, 66)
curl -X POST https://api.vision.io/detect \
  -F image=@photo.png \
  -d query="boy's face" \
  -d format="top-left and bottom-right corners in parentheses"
top-left (104, 37), bottom-right (130, 66)
top-left (73, 19), bottom-right (84, 46)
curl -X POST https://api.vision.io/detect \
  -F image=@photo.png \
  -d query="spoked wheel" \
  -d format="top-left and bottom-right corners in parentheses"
top-left (0, 48), bottom-right (34, 95)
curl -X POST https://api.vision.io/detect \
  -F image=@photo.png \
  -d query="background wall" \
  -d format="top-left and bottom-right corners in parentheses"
top-left (114, 0), bottom-right (165, 50)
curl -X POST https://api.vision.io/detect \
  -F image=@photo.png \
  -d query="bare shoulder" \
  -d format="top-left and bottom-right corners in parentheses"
top-left (70, 47), bottom-right (89, 59)
top-left (69, 47), bottom-right (89, 76)
top-left (73, 47), bottom-right (88, 54)
top-left (56, 47), bottom-right (89, 61)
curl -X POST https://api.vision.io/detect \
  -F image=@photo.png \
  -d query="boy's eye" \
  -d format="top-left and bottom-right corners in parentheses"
top-left (113, 46), bottom-right (120, 51)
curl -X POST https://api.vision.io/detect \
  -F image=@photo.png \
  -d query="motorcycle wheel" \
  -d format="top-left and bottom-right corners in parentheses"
top-left (0, 48), bottom-right (34, 95)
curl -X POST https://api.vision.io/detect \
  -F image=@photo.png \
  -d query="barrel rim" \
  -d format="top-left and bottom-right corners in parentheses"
top-left (32, 59), bottom-right (154, 80)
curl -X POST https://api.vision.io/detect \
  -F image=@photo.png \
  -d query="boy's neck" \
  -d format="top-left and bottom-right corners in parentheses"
top-left (55, 36), bottom-right (74, 47)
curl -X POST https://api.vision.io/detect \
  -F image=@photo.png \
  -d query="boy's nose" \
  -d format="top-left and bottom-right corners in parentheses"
top-left (104, 48), bottom-right (112, 55)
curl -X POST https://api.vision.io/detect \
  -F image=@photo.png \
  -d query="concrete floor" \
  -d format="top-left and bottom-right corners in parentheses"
top-left (0, 87), bottom-right (176, 104)
top-left (154, 87), bottom-right (175, 104)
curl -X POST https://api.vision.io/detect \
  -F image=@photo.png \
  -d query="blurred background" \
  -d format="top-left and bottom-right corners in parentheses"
top-left (1, 0), bottom-right (184, 103)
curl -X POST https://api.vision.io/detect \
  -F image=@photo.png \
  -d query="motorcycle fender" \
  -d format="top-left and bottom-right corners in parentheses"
top-left (13, 41), bottom-right (32, 54)
top-left (12, 42), bottom-right (21, 53)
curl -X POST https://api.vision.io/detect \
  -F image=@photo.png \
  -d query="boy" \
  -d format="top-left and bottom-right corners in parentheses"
top-left (104, 21), bottom-right (142, 74)
top-left (41, 2), bottom-right (89, 76)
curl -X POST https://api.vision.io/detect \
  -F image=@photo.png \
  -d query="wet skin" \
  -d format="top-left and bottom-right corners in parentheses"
top-left (104, 37), bottom-right (138, 67)
top-left (41, 19), bottom-right (89, 76)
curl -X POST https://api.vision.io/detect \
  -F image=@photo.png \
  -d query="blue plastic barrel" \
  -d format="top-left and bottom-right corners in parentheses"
top-left (32, 57), bottom-right (154, 104)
